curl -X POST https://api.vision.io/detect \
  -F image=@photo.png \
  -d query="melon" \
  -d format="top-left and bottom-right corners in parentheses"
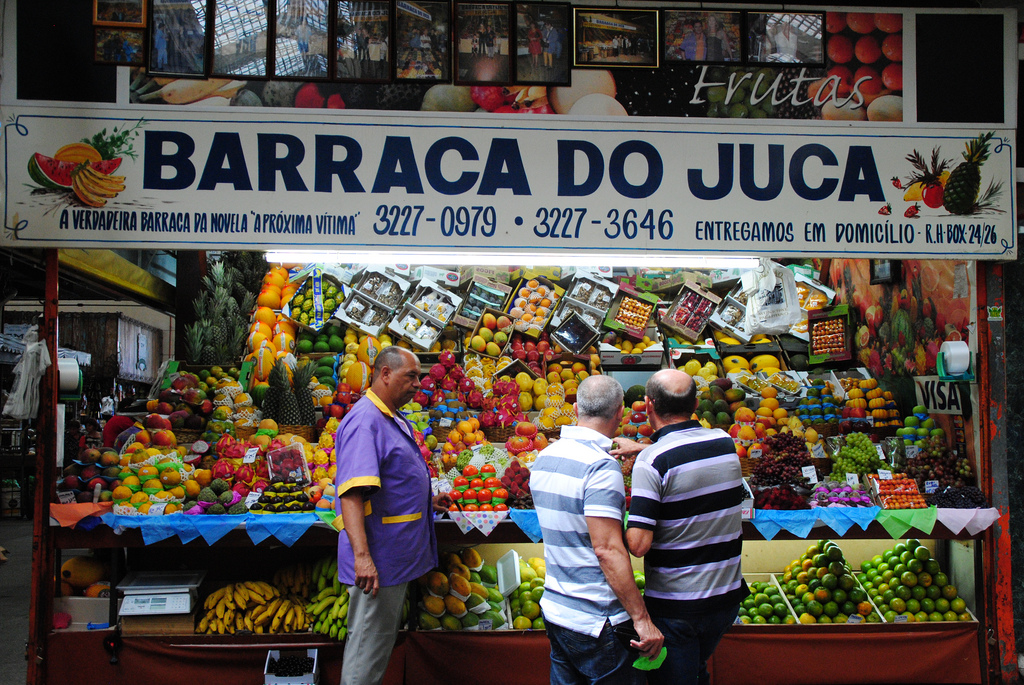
top-left (357, 337), bottom-right (382, 367)
top-left (29, 153), bottom-right (76, 189)
top-left (273, 332), bottom-right (296, 355)
top-left (60, 556), bottom-right (107, 589)
top-left (346, 361), bottom-right (372, 392)
top-left (254, 346), bottom-right (277, 382)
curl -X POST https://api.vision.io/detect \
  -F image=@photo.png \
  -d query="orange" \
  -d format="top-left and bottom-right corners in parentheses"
top-left (772, 408), bottom-right (789, 420)
top-left (130, 491), bottom-right (149, 504)
top-left (184, 480), bottom-right (201, 498)
top-left (143, 478), bottom-right (163, 490)
top-left (760, 387), bottom-right (778, 399)
top-left (760, 398), bottom-right (780, 411)
top-left (138, 465), bottom-right (158, 480)
top-left (160, 469), bottom-right (182, 487)
top-left (138, 502), bottom-right (152, 515)
top-left (111, 486), bottom-right (133, 501)
top-left (264, 270), bottom-right (286, 289)
top-left (121, 475), bottom-right (141, 488)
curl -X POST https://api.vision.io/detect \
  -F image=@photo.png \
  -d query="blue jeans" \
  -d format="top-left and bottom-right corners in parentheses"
top-left (547, 620), bottom-right (640, 685)
top-left (646, 604), bottom-right (739, 685)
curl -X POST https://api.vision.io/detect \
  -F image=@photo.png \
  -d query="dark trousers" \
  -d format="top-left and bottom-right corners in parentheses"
top-left (646, 604), bottom-right (739, 685)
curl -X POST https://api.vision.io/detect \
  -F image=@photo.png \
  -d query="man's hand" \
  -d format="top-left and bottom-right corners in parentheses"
top-left (610, 437), bottom-right (644, 458)
top-left (353, 551), bottom-right (380, 598)
top-left (432, 493), bottom-right (453, 513)
top-left (630, 615), bottom-right (664, 659)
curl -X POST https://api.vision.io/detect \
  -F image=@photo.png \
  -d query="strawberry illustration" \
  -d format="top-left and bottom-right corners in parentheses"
top-left (878, 203), bottom-right (892, 215)
top-left (904, 203), bottom-right (920, 218)
top-left (891, 177), bottom-right (903, 189)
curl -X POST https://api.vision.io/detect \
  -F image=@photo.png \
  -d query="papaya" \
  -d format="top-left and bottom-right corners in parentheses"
top-left (426, 571), bottom-right (449, 598)
top-left (60, 556), bottom-right (107, 589)
top-left (460, 548), bottom-right (483, 571)
top-left (449, 573), bottom-right (472, 600)
top-left (423, 595), bottom-right (446, 618)
top-left (444, 595), bottom-right (468, 618)
top-left (418, 612), bottom-right (442, 630)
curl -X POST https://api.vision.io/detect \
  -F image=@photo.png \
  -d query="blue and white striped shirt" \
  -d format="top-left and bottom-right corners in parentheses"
top-left (530, 425), bottom-right (630, 637)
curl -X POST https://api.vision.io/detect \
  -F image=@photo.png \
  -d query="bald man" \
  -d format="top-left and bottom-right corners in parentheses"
top-left (625, 369), bottom-right (747, 685)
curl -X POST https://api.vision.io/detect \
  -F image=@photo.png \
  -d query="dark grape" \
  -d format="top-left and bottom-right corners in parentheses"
top-left (926, 486), bottom-right (988, 509)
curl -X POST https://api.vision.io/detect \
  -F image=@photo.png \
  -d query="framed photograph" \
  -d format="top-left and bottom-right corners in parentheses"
top-left (454, 2), bottom-right (511, 85)
top-left (395, 0), bottom-right (451, 81)
top-left (274, 0), bottom-right (329, 79)
top-left (747, 12), bottom-right (824, 65)
top-left (149, 0), bottom-right (207, 77)
top-left (514, 3), bottom-right (570, 86)
top-left (663, 10), bottom-right (740, 63)
top-left (94, 27), bottom-right (146, 65)
top-left (335, 1), bottom-right (391, 82)
top-left (573, 8), bottom-right (658, 68)
top-left (94, 0), bottom-right (147, 28)
top-left (870, 259), bottom-right (901, 284)
top-left (210, 0), bottom-right (269, 78)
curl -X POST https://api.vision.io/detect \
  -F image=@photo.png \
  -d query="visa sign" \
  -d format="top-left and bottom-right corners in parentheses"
top-left (913, 376), bottom-right (966, 415)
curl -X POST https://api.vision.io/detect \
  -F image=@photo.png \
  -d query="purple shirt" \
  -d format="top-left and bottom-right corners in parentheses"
top-left (334, 390), bottom-right (437, 587)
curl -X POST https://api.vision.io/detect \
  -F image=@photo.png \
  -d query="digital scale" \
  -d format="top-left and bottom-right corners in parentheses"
top-left (117, 570), bottom-right (206, 616)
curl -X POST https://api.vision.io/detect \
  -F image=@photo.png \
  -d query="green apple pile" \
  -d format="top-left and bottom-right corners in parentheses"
top-left (860, 539), bottom-right (972, 623)
top-left (401, 402), bottom-right (437, 451)
top-left (896, 407), bottom-right (945, 448)
top-left (738, 581), bottom-right (795, 624)
top-left (778, 539), bottom-right (880, 624)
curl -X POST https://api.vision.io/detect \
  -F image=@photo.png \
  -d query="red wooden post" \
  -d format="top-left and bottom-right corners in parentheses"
top-left (26, 248), bottom-right (59, 685)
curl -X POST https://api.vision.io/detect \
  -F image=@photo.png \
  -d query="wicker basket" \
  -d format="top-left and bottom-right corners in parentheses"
top-left (277, 424), bottom-right (316, 442)
top-left (541, 426), bottom-right (561, 442)
top-left (739, 456), bottom-right (756, 478)
top-left (816, 423), bottom-right (840, 438)
top-left (236, 426), bottom-right (257, 441)
top-left (483, 424), bottom-right (516, 443)
top-left (431, 425), bottom-right (452, 444)
top-left (174, 429), bottom-right (202, 445)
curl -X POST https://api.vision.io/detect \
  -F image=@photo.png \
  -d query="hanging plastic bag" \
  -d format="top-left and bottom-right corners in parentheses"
top-left (2, 325), bottom-right (52, 420)
top-left (742, 259), bottom-right (802, 335)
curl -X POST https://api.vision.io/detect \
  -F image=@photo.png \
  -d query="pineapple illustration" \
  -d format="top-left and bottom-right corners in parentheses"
top-left (942, 132), bottom-right (994, 215)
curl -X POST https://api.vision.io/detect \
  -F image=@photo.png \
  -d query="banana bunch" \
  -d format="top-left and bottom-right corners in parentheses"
top-left (272, 560), bottom-right (316, 599)
top-left (71, 164), bottom-right (126, 208)
top-left (301, 556), bottom-right (347, 641)
top-left (195, 581), bottom-right (310, 635)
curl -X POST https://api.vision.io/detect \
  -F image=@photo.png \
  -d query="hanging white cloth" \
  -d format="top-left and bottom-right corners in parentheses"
top-left (2, 325), bottom-right (52, 420)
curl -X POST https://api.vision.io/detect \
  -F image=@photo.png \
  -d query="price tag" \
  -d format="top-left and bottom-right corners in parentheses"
top-left (846, 473), bottom-right (861, 488)
top-left (57, 490), bottom-right (76, 504)
top-left (148, 503), bottom-right (167, 516)
top-left (801, 465), bottom-right (819, 484)
top-left (846, 614), bottom-right (864, 624)
top-left (875, 445), bottom-right (886, 460)
top-left (905, 445), bottom-right (919, 459)
top-left (811, 443), bottom-right (826, 460)
top-left (478, 619), bottom-right (493, 631)
top-left (878, 469), bottom-right (893, 480)
top-left (749, 448), bottom-right (763, 459)
top-left (439, 418), bottom-right (453, 428)
top-left (245, 492), bottom-right (262, 509)
top-left (924, 480), bottom-right (939, 494)
top-left (243, 447), bottom-right (259, 463)
top-left (894, 614), bottom-right (909, 624)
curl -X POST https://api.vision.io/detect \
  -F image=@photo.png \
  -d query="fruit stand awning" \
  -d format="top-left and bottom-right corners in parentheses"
top-left (579, 13), bottom-right (638, 31)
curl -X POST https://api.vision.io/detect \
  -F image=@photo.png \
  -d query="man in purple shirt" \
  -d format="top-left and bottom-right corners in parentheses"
top-left (334, 346), bottom-right (451, 685)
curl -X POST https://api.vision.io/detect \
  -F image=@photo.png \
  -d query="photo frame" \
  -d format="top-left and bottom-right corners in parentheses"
top-left (454, 2), bottom-right (511, 85)
top-left (274, 0), bottom-right (330, 79)
top-left (335, 0), bottom-right (391, 82)
top-left (395, 0), bottom-right (451, 81)
top-left (663, 10), bottom-right (741, 63)
top-left (94, 0), bottom-right (147, 28)
top-left (94, 27), bottom-right (146, 65)
top-left (747, 12), bottom-right (824, 65)
top-left (869, 259), bottom-right (901, 284)
top-left (149, 0), bottom-right (208, 77)
top-left (210, 0), bottom-right (269, 79)
top-left (573, 8), bottom-right (659, 68)
top-left (514, 3), bottom-right (570, 86)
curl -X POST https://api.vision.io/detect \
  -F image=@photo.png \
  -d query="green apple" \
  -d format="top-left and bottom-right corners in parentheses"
top-left (921, 418), bottom-right (936, 430)
top-left (929, 428), bottom-right (945, 438)
top-left (904, 416), bottom-right (920, 428)
top-left (912, 405), bottom-right (927, 414)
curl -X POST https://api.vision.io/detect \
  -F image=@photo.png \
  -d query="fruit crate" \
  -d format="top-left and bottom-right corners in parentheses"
top-left (505, 275), bottom-right (565, 339)
top-left (708, 296), bottom-right (753, 343)
top-left (263, 648), bottom-right (319, 685)
top-left (661, 281), bottom-right (724, 343)
top-left (453, 276), bottom-right (513, 329)
top-left (599, 325), bottom-right (664, 367)
top-left (467, 308), bottom-right (512, 360)
top-left (550, 274), bottom-right (617, 329)
top-left (808, 304), bottom-right (852, 364)
top-left (389, 279), bottom-right (466, 351)
top-left (603, 284), bottom-right (660, 339)
top-left (280, 268), bottom-right (346, 334)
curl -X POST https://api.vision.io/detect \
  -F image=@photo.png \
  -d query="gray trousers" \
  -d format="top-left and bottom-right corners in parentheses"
top-left (341, 582), bottom-right (408, 685)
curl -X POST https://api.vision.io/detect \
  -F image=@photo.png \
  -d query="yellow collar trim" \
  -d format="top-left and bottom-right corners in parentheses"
top-left (365, 389), bottom-right (394, 418)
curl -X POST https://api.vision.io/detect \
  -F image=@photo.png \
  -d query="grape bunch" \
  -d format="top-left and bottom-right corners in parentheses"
top-left (906, 435), bottom-right (975, 490)
top-left (830, 432), bottom-right (885, 480)
top-left (926, 486), bottom-right (988, 509)
top-left (267, 654), bottom-right (316, 677)
top-left (750, 433), bottom-right (814, 488)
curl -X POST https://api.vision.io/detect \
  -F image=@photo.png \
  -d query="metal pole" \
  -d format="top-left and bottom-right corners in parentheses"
top-left (26, 248), bottom-right (58, 685)
top-left (978, 261), bottom-right (1016, 683)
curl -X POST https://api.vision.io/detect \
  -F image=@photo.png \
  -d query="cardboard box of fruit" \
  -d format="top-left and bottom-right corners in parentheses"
top-left (603, 284), bottom-right (659, 338)
top-left (599, 326), bottom-right (664, 367)
top-left (467, 308), bottom-right (513, 360)
top-left (280, 268), bottom-right (346, 333)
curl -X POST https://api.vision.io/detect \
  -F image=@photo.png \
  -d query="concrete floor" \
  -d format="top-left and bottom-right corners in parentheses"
top-left (0, 518), bottom-right (33, 685)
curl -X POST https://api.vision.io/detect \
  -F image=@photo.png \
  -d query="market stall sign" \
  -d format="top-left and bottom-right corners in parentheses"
top-left (914, 376), bottom-right (967, 414)
top-left (1, 108), bottom-right (1015, 259)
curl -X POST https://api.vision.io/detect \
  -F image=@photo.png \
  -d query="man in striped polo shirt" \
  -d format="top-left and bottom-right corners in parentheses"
top-left (626, 369), bottom-right (747, 685)
top-left (532, 374), bottom-right (663, 685)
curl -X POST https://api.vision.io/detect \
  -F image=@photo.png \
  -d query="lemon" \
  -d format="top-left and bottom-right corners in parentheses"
top-left (683, 359), bottom-right (702, 376)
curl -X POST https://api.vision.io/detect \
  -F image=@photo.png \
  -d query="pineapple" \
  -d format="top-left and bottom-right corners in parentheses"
top-left (292, 361), bottom-right (317, 426)
top-left (184, 321), bottom-right (210, 365)
top-left (261, 359), bottom-right (289, 423)
top-left (943, 132), bottom-right (995, 215)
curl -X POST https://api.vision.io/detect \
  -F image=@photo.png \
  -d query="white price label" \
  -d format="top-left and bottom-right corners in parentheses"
top-left (846, 614), bottom-right (864, 624)
top-left (905, 445), bottom-right (919, 459)
top-left (478, 619), bottom-right (493, 631)
top-left (875, 445), bottom-right (886, 460)
top-left (439, 418), bottom-right (453, 428)
top-left (749, 448), bottom-right (763, 459)
top-left (243, 447), bottom-right (259, 463)
top-left (811, 443), bottom-right (826, 460)
top-left (878, 469), bottom-right (893, 480)
top-left (846, 473), bottom-right (861, 488)
top-left (148, 503), bottom-right (167, 516)
top-left (245, 492), bottom-right (261, 509)
top-left (924, 480), bottom-right (939, 494)
top-left (894, 614), bottom-right (909, 624)
top-left (801, 465), bottom-right (819, 484)
top-left (57, 490), bottom-right (76, 504)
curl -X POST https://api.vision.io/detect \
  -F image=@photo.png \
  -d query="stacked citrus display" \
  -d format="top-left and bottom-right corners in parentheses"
top-left (737, 580), bottom-right (796, 624)
top-left (510, 557), bottom-right (547, 630)
top-left (779, 540), bottom-right (880, 624)
top-left (860, 539), bottom-right (972, 623)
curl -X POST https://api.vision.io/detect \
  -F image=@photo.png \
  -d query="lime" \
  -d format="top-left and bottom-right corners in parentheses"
top-left (893, 543), bottom-right (907, 557)
top-left (754, 593), bottom-right (770, 606)
top-left (773, 603), bottom-right (789, 618)
top-left (935, 598), bottom-right (951, 613)
top-left (806, 600), bottom-right (823, 617)
top-left (920, 598), bottom-right (935, 613)
top-left (739, 615), bottom-right (752, 624)
top-left (900, 572), bottom-right (918, 587)
top-left (866, 613), bottom-right (882, 623)
top-left (925, 560), bottom-right (941, 576)
top-left (895, 585), bottom-right (912, 601)
top-left (933, 572), bottom-right (948, 588)
top-left (905, 599), bottom-right (920, 614)
top-left (928, 611), bottom-right (944, 622)
top-left (530, 587), bottom-right (544, 602)
top-left (758, 604), bottom-right (774, 618)
top-left (513, 616), bottom-right (533, 629)
top-left (520, 600), bottom-right (541, 620)
top-left (533, 617), bottom-right (546, 629)
top-left (911, 585), bottom-right (926, 601)
top-left (901, 612), bottom-right (916, 623)
top-left (943, 611), bottom-right (958, 622)
top-left (890, 598), bottom-right (906, 613)
top-left (926, 585), bottom-right (942, 600)
top-left (893, 564), bottom-right (908, 577)
top-left (914, 611), bottom-right (929, 623)
top-left (743, 598), bottom-right (756, 611)
top-left (823, 601), bottom-right (839, 618)
top-left (752, 614), bottom-right (767, 624)
top-left (883, 610), bottom-right (897, 623)
top-left (914, 546), bottom-right (931, 561)
top-left (950, 598), bottom-right (966, 613)
top-left (768, 615), bottom-right (782, 624)
top-left (917, 572), bottom-right (932, 588)
top-left (907, 559), bottom-right (923, 574)
top-left (841, 601), bottom-right (857, 616)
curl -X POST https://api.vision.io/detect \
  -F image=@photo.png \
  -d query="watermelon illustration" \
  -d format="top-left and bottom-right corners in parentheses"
top-left (27, 153), bottom-right (123, 190)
